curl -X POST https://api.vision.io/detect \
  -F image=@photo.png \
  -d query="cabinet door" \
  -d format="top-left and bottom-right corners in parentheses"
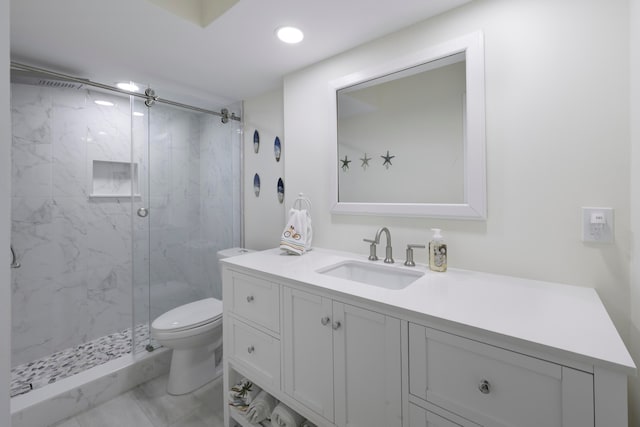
top-left (283, 287), bottom-right (334, 421)
top-left (333, 302), bottom-right (402, 427)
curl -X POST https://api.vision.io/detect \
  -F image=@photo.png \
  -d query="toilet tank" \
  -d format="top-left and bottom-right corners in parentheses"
top-left (217, 247), bottom-right (254, 260)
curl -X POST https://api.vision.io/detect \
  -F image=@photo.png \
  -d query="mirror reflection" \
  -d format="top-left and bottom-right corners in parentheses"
top-left (337, 53), bottom-right (466, 204)
top-left (330, 32), bottom-right (485, 219)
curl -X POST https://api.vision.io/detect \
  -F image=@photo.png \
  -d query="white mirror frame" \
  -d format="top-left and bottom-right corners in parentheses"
top-left (329, 31), bottom-right (486, 219)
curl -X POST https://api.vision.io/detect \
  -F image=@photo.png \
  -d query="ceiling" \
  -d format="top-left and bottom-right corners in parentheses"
top-left (10, 0), bottom-right (470, 109)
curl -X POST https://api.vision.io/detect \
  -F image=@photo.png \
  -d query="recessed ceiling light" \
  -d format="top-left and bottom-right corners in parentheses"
top-left (94, 100), bottom-right (114, 107)
top-left (276, 26), bottom-right (304, 44)
top-left (117, 82), bottom-right (140, 92)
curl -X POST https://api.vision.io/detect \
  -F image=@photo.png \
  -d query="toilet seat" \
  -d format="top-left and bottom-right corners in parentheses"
top-left (151, 297), bottom-right (223, 333)
top-left (151, 316), bottom-right (222, 342)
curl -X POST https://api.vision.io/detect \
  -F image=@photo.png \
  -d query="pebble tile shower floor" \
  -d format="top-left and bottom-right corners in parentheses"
top-left (11, 324), bottom-right (150, 397)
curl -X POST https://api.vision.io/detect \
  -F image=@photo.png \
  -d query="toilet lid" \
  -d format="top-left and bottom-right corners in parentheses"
top-left (151, 298), bottom-right (223, 333)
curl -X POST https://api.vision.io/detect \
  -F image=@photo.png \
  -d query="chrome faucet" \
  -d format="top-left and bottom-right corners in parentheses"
top-left (363, 227), bottom-right (394, 263)
top-left (375, 227), bottom-right (394, 264)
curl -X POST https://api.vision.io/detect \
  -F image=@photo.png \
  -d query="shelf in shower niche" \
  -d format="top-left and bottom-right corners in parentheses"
top-left (90, 160), bottom-right (140, 198)
top-left (89, 193), bottom-right (142, 199)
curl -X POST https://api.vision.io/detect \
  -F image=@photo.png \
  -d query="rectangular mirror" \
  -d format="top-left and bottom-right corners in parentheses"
top-left (329, 32), bottom-right (486, 219)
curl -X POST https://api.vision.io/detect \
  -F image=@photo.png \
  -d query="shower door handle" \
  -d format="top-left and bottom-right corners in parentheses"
top-left (137, 207), bottom-right (149, 218)
top-left (10, 245), bottom-right (20, 268)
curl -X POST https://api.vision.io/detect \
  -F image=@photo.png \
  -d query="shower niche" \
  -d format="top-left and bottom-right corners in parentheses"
top-left (89, 160), bottom-right (140, 198)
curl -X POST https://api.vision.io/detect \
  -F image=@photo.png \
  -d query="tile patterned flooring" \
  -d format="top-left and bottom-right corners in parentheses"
top-left (51, 373), bottom-right (225, 427)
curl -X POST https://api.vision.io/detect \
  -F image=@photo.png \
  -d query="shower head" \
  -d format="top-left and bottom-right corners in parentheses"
top-left (35, 78), bottom-right (84, 89)
top-left (11, 69), bottom-right (86, 90)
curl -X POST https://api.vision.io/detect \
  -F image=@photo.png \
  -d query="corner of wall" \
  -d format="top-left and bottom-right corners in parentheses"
top-left (1, 0), bottom-right (12, 424)
top-left (629, 0), bottom-right (640, 423)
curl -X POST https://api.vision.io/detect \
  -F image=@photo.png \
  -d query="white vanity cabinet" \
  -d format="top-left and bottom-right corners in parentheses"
top-left (282, 287), bottom-right (402, 427)
top-left (223, 267), bottom-right (402, 427)
top-left (221, 248), bottom-right (635, 427)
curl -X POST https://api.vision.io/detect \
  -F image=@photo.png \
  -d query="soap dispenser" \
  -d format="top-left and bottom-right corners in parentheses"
top-left (428, 228), bottom-right (447, 272)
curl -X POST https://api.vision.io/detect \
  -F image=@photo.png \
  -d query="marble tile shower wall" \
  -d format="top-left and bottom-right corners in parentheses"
top-left (199, 114), bottom-right (239, 301)
top-left (11, 83), bottom-right (239, 367)
top-left (143, 105), bottom-right (239, 322)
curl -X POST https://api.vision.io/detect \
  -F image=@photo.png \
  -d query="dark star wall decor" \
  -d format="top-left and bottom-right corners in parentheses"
top-left (341, 156), bottom-right (352, 171)
top-left (381, 150), bottom-right (395, 169)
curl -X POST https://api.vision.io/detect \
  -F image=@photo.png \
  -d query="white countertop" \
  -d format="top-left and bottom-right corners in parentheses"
top-left (222, 247), bottom-right (636, 375)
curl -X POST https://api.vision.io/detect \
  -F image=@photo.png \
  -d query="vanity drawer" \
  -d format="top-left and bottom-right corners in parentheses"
top-left (409, 403), bottom-right (480, 427)
top-left (229, 272), bottom-right (280, 333)
top-left (409, 324), bottom-right (577, 427)
top-left (229, 317), bottom-right (281, 389)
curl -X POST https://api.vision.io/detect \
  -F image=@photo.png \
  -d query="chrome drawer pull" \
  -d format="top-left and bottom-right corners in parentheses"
top-left (478, 379), bottom-right (491, 394)
top-left (321, 317), bottom-right (331, 326)
top-left (247, 345), bottom-right (255, 354)
top-left (332, 321), bottom-right (341, 330)
top-left (246, 295), bottom-right (254, 302)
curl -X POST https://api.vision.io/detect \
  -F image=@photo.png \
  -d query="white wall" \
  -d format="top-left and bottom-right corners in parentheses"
top-left (630, 0), bottom-right (640, 423)
top-left (243, 89), bottom-right (285, 250)
top-left (284, 0), bottom-right (637, 421)
top-left (1, 0), bottom-right (12, 423)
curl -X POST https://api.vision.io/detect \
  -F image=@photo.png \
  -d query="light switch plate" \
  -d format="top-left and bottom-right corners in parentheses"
top-left (582, 207), bottom-right (614, 243)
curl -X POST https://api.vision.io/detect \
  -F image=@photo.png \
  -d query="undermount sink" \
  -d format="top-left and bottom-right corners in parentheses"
top-left (317, 260), bottom-right (424, 290)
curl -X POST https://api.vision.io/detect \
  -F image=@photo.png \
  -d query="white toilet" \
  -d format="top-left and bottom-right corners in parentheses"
top-left (151, 247), bottom-right (253, 395)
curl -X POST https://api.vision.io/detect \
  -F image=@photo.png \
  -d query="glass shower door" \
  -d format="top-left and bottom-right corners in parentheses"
top-left (9, 73), bottom-right (141, 394)
top-left (133, 100), bottom-right (242, 351)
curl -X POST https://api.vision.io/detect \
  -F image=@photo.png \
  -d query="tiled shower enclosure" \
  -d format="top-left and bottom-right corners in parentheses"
top-left (10, 77), bottom-right (241, 396)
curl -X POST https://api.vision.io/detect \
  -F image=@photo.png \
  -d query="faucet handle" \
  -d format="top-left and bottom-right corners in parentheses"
top-left (363, 238), bottom-right (379, 261)
top-left (404, 244), bottom-right (426, 267)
